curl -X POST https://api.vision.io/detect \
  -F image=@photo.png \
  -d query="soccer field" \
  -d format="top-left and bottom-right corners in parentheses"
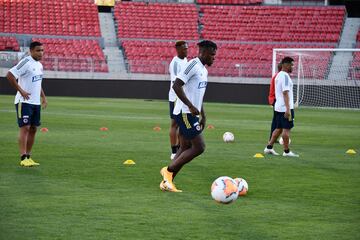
top-left (0, 95), bottom-right (359, 240)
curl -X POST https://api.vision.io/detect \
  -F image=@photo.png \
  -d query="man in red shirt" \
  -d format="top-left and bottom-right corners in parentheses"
top-left (268, 63), bottom-right (282, 140)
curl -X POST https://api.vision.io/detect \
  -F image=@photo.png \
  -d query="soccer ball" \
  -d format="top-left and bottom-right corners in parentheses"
top-left (211, 176), bottom-right (239, 204)
top-left (234, 178), bottom-right (248, 196)
top-left (279, 137), bottom-right (291, 145)
top-left (223, 132), bottom-right (235, 143)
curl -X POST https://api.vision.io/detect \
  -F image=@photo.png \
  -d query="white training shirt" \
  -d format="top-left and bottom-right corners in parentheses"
top-left (173, 57), bottom-right (208, 115)
top-left (168, 56), bottom-right (188, 102)
top-left (9, 56), bottom-right (43, 105)
top-left (274, 71), bottom-right (294, 112)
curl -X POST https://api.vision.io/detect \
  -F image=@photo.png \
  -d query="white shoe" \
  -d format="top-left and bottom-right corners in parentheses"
top-left (170, 153), bottom-right (176, 160)
top-left (264, 147), bottom-right (279, 155)
top-left (283, 151), bottom-right (299, 157)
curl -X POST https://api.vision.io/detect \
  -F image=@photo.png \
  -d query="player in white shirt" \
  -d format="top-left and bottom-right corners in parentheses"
top-left (6, 41), bottom-right (47, 167)
top-left (264, 57), bottom-right (299, 157)
top-left (160, 40), bottom-right (217, 192)
top-left (168, 41), bottom-right (188, 161)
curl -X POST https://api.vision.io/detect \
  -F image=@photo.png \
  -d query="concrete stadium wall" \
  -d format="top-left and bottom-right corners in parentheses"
top-left (0, 77), bottom-right (269, 104)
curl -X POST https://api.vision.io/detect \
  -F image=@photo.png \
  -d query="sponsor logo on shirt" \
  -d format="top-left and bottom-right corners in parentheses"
top-left (32, 75), bottom-right (43, 82)
top-left (198, 81), bottom-right (207, 89)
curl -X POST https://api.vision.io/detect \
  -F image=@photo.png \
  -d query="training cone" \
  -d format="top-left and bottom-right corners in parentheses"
top-left (123, 159), bottom-right (136, 165)
top-left (207, 124), bottom-right (215, 129)
top-left (100, 127), bottom-right (108, 131)
top-left (346, 149), bottom-right (356, 154)
top-left (253, 153), bottom-right (264, 158)
top-left (40, 127), bottom-right (48, 132)
top-left (153, 126), bottom-right (161, 131)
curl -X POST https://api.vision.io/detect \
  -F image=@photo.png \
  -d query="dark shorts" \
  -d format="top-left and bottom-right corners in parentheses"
top-left (174, 113), bottom-right (202, 140)
top-left (169, 101), bottom-right (175, 119)
top-left (274, 109), bottom-right (294, 130)
top-left (15, 102), bottom-right (41, 127)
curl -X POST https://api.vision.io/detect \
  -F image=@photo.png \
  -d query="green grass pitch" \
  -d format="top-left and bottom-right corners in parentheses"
top-left (0, 95), bottom-right (359, 240)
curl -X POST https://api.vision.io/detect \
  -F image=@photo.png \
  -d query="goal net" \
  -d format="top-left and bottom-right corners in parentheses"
top-left (272, 48), bottom-right (360, 109)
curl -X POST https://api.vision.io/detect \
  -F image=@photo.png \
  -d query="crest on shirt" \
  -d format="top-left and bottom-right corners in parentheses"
top-left (23, 116), bottom-right (29, 124)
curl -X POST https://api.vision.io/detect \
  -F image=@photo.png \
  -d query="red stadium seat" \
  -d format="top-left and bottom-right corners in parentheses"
top-left (0, 0), bottom-right (100, 37)
top-left (31, 38), bottom-right (108, 73)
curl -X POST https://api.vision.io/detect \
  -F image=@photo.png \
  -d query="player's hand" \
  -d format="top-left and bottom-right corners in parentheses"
top-left (41, 97), bottom-right (48, 109)
top-left (189, 105), bottom-right (200, 116)
top-left (20, 89), bottom-right (31, 100)
top-left (284, 109), bottom-right (291, 120)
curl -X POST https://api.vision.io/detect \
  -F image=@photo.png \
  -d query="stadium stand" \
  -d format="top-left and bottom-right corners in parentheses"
top-left (0, 0), bottom-right (108, 72)
top-left (114, 2), bottom-right (346, 76)
top-left (209, 42), bottom-right (334, 77)
top-left (32, 38), bottom-right (108, 72)
top-left (199, 5), bottom-right (345, 77)
top-left (0, 36), bottom-right (20, 51)
top-left (0, 1), bottom-right (349, 77)
top-left (122, 40), bottom-right (198, 74)
top-left (200, 5), bottom-right (346, 42)
top-left (196, 0), bottom-right (263, 5)
top-left (114, 2), bottom-right (199, 40)
top-left (0, 0), bottom-right (100, 36)
top-left (349, 29), bottom-right (360, 79)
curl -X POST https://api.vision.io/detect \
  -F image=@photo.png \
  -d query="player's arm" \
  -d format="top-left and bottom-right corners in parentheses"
top-left (283, 90), bottom-right (290, 119)
top-left (200, 105), bottom-right (206, 129)
top-left (280, 73), bottom-right (291, 119)
top-left (6, 71), bottom-right (30, 100)
top-left (172, 78), bottom-right (199, 116)
top-left (41, 88), bottom-right (47, 109)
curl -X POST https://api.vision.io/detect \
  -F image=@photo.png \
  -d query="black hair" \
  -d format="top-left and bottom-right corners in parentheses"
top-left (175, 40), bottom-right (187, 48)
top-left (277, 63), bottom-right (282, 72)
top-left (30, 41), bottom-right (43, 50)
top-left (197, 40), bottom-right (217, 50)
top-left (281, 57), bottom-right (294, 64)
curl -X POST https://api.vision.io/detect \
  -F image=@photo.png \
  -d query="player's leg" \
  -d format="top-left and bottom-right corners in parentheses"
top-left (264, 111), bottom-right (282, 155)
top-left (169, 118), bottom-right (179, 160)
top-left (169, 132), bottom-right (191, 179)
top-left (26, 125), bottom-right (37, 157)
top-left (26, 105), bottom-right (41, 164)
top-left (281, 129), bottom-right (290, 149)
top-left (16, 103), bottom-right (37, 167)
top-left (161, 134), bottom-right (204, 192)
top-left (168, 113), bottom-right (204, 174)
top-left (19, 125), bottom-right (30, 159)
top-left (168, 133), bottom-right (205, 174)
top-left (269, 108), bottom-right (276, 140)
top-left (173, 131), bottom-right (191, 162)
top-left (169, 101), bottom-right (179, 160)
top-left (160, 113), bottom-right (203, 192)
top-left (282, 109), bottom-right (299, 157)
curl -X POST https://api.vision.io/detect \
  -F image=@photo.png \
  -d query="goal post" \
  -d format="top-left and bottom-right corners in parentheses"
top-left (272, 48), bottom-right (360, 109)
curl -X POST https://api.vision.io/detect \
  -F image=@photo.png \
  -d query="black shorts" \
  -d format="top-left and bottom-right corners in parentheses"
top-left (274, 109), bottom-right (294, 130)
top-left (169, 101), bottom-right (175, 119)
top-left (174, 113), bottom-right (202, 140)
top-left (15, 102), bottom-right (41, 127)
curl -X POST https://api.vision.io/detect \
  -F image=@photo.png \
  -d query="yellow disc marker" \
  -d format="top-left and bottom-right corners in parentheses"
top-left (253, 153), bottom-right (264, 158)
top-left (123, 159), bottom-right (136, 165)
top-left (346, 149), bottom-right (356, 154)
